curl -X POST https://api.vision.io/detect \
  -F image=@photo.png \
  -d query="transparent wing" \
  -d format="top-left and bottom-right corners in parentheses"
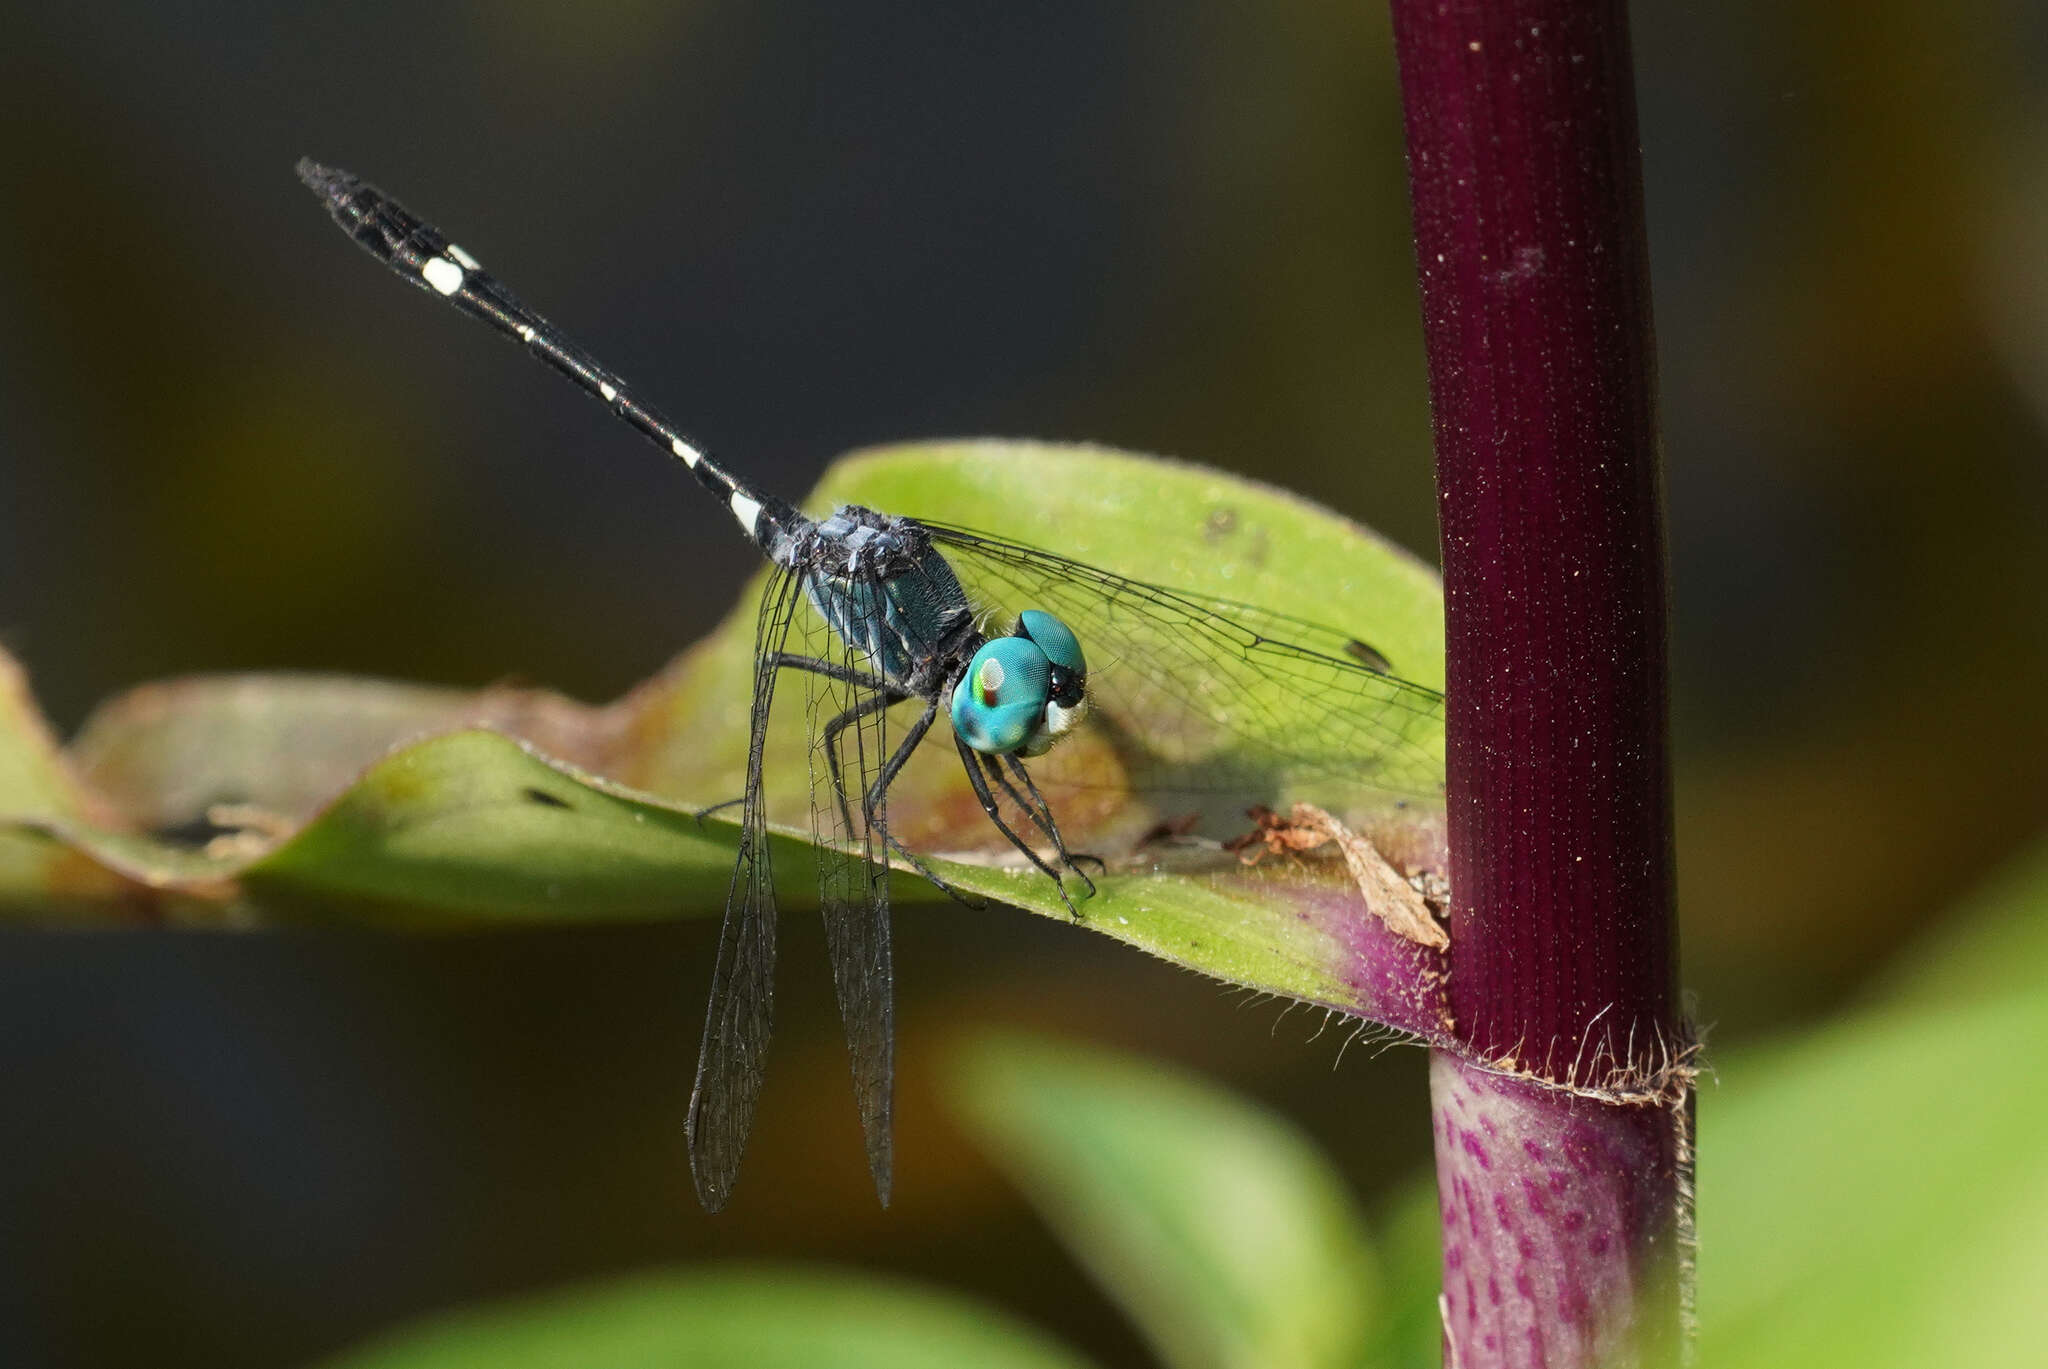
top-left (788, 575), bottom-right (900, 1207)
top-left (924, 522), bottom-right (1446, 826)
top-left (685, 566), bottom-right (802, 1212)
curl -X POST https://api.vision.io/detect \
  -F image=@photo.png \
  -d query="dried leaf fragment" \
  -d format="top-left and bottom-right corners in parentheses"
top-left (1230, 802), bottom-right (1450, 950)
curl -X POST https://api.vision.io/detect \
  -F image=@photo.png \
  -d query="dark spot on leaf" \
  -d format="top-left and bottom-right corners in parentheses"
top-left (153, 814), bottom-right (235, 847)
top-left (523, 787), bottom-right (572, 809)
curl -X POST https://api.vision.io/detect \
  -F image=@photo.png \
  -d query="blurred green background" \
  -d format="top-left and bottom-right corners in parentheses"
top-left (2, 2), bottom-right (2045, 1367)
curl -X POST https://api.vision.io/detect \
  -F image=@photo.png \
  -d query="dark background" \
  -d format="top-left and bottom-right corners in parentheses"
top-left (3, 3), bottom-right (2045, 1366)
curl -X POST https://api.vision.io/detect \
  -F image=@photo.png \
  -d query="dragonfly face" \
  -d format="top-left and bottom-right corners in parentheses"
top-left (950, 607), bottom-right (1089, 758)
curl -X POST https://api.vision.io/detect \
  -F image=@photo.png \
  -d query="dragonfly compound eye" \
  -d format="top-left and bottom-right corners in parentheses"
top-left (951, 636), bottom-right (1060, 755)
top-left (1015, 609), bottom-right (1086, 678)
top-left (1008, 609), bottom-right (1088, 754)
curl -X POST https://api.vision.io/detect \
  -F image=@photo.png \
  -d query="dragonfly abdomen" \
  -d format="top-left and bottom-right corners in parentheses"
top-left (297, 159), bottom-right (804, 555)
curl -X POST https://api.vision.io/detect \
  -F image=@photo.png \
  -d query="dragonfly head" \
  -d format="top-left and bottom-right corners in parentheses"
top-left (950, 609), bottom-right (1088, 757)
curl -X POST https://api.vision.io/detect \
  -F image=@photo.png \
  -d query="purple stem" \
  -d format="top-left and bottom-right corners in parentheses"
top-left (1387, 1), bottom-right (1686, 1364)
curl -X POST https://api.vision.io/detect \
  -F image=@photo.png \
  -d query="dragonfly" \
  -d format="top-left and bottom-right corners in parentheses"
top-left (297, 160), bottom-right (1446, 1212)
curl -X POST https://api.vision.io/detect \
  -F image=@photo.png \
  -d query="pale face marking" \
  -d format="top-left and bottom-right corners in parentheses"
top-left (445, 243), bottom-right (481, 271)
top-left (1044, 696), bottom-right (1086, 739)
top-left (671, 437), bottom-right (702, 468)
top-left (421, 256), bottom-right (464, 296)
top-left (729, 491), bottom-right (763, 532)
top-left (600, 382), bottom-right (618, 403)
top-left (517, 324), bottom-right (537, 342)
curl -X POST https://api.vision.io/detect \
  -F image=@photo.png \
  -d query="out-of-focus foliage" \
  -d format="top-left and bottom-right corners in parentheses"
top-left (1693, 832), bottom-right (2048, 1368)
top-left (314, 833), bottom-right (2048, 1367)
top-left (318, 1267), bottom-right (1095, 1369)
top-left (950, 1033), bottom-right (1381, 1369)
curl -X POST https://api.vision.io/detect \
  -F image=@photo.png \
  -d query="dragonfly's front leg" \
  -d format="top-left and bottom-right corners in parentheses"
top-left (983, 754), bottom-right (1101, 898)
top-left (953, 733), bottom-right (1086, 919)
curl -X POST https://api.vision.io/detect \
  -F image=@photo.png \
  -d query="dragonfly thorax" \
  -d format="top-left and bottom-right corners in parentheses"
top-left (792, 506), bottom-right (981, 693)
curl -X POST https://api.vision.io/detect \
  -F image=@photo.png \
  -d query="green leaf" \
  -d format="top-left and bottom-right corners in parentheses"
top-left (0, 646), bottom-right (139, 918)
top-left (7, 442), bottom-right (1449, 1029)
top-left (950, 1032), bottom-right (1380, 1369)
top-left (628, 439), bottom-right (1444, 799)
top-left (240, 730), bottom-right (744, 926)
top-left (0, 648), bottom-right (83, 817)
top-left (1868, 829), bottom-right (2048, 1007)
top-left (618, 441), bottom-right (1450, 1027)
top-left (67, 671), bottom-right (529, 831)
top-left (1696, 839), bottom-right (2048, 1368)
top-left (316, 1265), bottom-right (1099, 1369)
top-left (10, 728), bottom-right (749, 928)
top-left (839, 441), bottom-right (1445, 689)
top-left (1370, 1178), bottom-right (1446, 1369)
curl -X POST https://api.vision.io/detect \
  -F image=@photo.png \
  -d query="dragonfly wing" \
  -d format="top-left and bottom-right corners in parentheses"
top-left (924, 524), bottom-right (1447, 825)
top-left (793, 573), bottom-right (903, 1206)
top-left (686, 568), bottom-right (804, 1212)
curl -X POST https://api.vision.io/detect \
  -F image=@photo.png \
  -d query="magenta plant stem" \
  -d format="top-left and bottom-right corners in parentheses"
top-left (1388, 1), bottom-right (1685, 1364)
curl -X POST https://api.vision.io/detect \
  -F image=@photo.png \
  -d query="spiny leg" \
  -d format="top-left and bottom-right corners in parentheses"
top-left (699, 654), bottom-right (897, 828)
top-left (852, 701), bottom-right (986, 909)
top-left (806, 675), bottom-right (983, 910)
top-left (980, 759), bottom-right (1095, 899)
top-left (819, 686), bottom-right (908, 840)
top-left (953, 733), bottom-right (1083, 918)
top-left (765, 652), bottom-right (891, 692)
top-left (1002, 757), bottom-right (1107, 876)
top-left (986, 755), bottom-right (1101, 896)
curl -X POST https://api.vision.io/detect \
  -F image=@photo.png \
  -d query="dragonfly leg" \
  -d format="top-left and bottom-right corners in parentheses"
top-left (953, 734), bottom-right (1084, 919)
top-left (883, 832), bottom-right (988, 908)
top-left (764, 652), bottom-right (892, 693)
top-left (810, 686), bottom-right (986, 909)
top-left (765, 649), bottom-right (901, 837)
top-left (992, 755), bottom-right (1101, 897)
top-left (844, 700), bottom-right (989, 911)
top-left (980, 756), bottom-right (1097, 897)
top-left (818, 686), bottom-right (910, 841)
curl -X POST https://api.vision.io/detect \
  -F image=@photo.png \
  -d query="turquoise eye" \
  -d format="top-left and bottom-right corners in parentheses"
top-left (1016, 610), bottom-right (1087, 718)
top-left (1016, 610), bottom-right (1084, 677)
top-left (951, 636), bottom-right (1052, 755)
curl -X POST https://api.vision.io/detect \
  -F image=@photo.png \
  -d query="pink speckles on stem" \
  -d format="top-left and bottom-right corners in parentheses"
top-left (1430, 1053), bottom-right (1676, 1368)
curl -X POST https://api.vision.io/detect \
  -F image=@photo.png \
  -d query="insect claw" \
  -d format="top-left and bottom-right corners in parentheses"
top-left (692, 796), bottom-right (745, 825)
top-left (1051, 871), bottom-right (1091, 921)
